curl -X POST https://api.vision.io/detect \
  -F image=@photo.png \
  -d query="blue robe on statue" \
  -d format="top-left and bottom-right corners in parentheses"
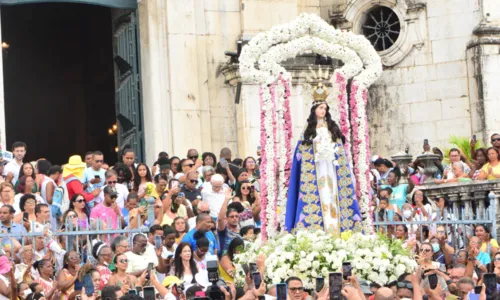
top-left (285, 139), bottom-right (363, 233)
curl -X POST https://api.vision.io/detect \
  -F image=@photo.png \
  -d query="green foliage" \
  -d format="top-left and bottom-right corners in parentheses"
top-left (442, 135), bottom-right (482, 165)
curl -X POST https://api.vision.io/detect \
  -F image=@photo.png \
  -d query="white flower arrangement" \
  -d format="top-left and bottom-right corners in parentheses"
top-left (240, 13), bottom-right (382, 235)
top-left (234, 231), bottom-right (417, 288)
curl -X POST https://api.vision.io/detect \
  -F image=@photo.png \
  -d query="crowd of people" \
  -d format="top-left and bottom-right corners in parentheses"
top-left (0, 134), bottom-right (499, 300)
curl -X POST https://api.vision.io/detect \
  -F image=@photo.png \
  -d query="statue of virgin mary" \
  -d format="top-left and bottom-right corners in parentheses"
top-left (285, 82), bottom-right (363, 234)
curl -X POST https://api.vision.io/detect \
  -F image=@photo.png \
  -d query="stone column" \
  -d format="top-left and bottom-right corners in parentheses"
top-left (138, 0), bottom-right (173, 162)
top-left (466, 0), bottom-right (500, 144)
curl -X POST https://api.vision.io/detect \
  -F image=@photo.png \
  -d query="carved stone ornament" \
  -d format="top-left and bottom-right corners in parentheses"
top-left (333, 0), bottom-right (426, 67)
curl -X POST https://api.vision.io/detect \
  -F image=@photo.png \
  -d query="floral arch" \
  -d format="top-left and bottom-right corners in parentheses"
top-left (239, 13), bottom-right (383, 238)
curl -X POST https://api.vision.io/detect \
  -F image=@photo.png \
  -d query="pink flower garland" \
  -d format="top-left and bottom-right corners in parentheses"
top-left (349, 82), bottom-right (361, 198)
top-left (336, 72), bottom-right (352, 165)
top-left (259, 86), bottom-right (269, 240)
top-left (270, 84), bottom-right (279, 232)
top-left (281, 76), bottom-right (293, 186)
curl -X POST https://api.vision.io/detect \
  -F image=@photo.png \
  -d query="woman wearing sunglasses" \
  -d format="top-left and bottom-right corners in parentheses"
top-left (107, 253), bottom-right (147, 295)
top-left (233, 180), bottom-right (261, 227)
top-left (56, 250), bottom-right (81, 300)
top-left (68, 194), bottom-right (89, 230)
top-left (417, 242), bottom-right (440, 270)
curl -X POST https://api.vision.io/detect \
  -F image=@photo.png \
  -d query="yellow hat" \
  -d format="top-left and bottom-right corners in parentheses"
top-left (163, 276), bottom-right (184, 288)
top-left (62, 155), bottom-right (86, 178)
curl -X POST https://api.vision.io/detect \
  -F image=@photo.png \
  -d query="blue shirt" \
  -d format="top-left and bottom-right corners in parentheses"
top-left (181, 229), bottom-right (218, 255)
top-left (476, 251), bottom-right (491, 265)
top-left (83, 167), bottom-right (106, 193)
top-left (218, 227), bottom-right (241, 255)
top-left (121, 208), bottom-right (130, 227)
top-left (0, 223), bottom-right (27, 243)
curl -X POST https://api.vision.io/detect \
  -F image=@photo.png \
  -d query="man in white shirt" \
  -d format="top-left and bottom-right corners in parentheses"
top-left (3, 141), bottom-right (27, 184)
top-left (83, 151), bottom-right (106, 195)
top-left (201, 174), bottom-right (226, 220)
top-left (125, 234), bottom-right (159, 277)
top-left (95, 169), bottom-right (129, 208)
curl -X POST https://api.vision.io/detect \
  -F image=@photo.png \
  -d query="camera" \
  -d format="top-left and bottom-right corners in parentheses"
top-left (205, 259), bottom-right (230, 300)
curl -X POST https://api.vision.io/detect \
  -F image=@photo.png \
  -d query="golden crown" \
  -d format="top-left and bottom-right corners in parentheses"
top-left (305, 66), bottom-right (331, 106)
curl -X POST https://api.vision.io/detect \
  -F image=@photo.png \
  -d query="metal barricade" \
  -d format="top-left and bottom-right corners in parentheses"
top-left (372, 192), bottom-right (497, 250)
top-left (1, 209), bottom-right (151, 261)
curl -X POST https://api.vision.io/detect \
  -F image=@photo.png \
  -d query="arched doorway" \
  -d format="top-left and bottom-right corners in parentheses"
top-left (0, 1), bottom-right (144, 165)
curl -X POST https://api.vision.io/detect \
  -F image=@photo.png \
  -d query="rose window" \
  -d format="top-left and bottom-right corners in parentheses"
top-left (361, 6), bottom-right (401, 52)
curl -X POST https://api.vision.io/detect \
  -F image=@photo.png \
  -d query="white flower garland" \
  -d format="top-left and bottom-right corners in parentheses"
top-left (241, 13), bottom-right (382, 235)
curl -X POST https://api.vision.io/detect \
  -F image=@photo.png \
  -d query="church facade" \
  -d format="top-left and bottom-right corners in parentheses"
top-left (136, 0), bottom-right (500, 161)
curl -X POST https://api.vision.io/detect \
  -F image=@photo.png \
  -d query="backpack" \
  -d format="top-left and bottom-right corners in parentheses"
top-left (51, 177), bottom-right (77, 220)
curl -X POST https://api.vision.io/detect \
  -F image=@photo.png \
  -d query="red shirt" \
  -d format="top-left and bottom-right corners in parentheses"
top-left (64, 175), bottom-right (94, 202)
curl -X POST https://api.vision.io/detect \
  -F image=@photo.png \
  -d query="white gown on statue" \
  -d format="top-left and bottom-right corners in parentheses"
top-left (313, 125), bottom-right (340, 235)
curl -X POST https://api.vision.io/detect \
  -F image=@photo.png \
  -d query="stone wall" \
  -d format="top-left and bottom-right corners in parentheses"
top-left (365, 0), bottom-right (483, 157)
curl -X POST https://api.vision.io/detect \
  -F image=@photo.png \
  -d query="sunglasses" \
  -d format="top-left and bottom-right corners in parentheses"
top-left (397, 282), bottom-right (413, 291)
top-left (492, 138), bottom-right (500, 142)
top-left (198, 210), bottom-right (210, 214)
top-left (95, 160), bottom-right (104, 163)
top-left (68, 214), bottom-right (78, 219)
top-left (107, 181), bottom-right (117, 185)
top-left (189, 156), bottom-right (198, 161)
top-left (495, 258), bottom-right (500, 262)
top-left (111, 195), bottom-right (118, 199)
top-left (75, 199), bottom-right (85, 203)
top-left (242, 186), bottom-right (253, 191)
top-left (289, 287), bottom-right (304, 292)
top-left (190, 179), bottom-right (199, 184)
top-left (420, 248), bottom-right (432, 253)
top-left (119, 259), bottom-right (129, 263)
top-left (183, 163), bottom-right (195, 168)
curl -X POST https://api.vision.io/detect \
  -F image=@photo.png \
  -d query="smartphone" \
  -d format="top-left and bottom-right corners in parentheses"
top-left (178, 192), bottom-right (185, 198)
top-left (83, 274), bottom-right (94, 296)
top-left (146, 262), bottom-right (154, 280)
top-left (220, 157), bottom-right (227, 168)
top-left (428, 273), bottom-right (438, 290)
top-left (329, 272), bottom-right (342, 300)
top-left (252, 272), bottom-right (262, 288)
top-left (473, 135), bottom-right (477, 142)
top-left (249, 263), bottom-right (258, 274)
top-left (316, 277), bottom-right (325, 293)
top-left (167, 254), bottom-right (174, 260)
top-left (3, 151), bottom-right (12, 161)
top-left (474, 285), bottom-right (482, 294)
top-left (424, 139), bottom-right (429, 145)
top-left (23, 211), bottom-right (29, 221)
top-left (143, 286), bottom-right (155, 300)
top-left (154, 236), bottom-right (162, 249)
top-left (128, 289), bottom-right (138, 295)
top-left (342, 262), bottom-right (352, 280)
top-left (258, 296), bottom-right (265, 300)
top-left (276, 283), bottom-right (287, 300)
top-left (483, 273), bottom-right (497, 300)
top-left (257, 146), bottom-right (262, 151)
top-left (94, 175), bottom-right (100, 179)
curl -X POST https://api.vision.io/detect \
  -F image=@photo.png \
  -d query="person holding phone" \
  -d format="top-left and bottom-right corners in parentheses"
top-left (380, 168), bottom-right (413, 211)
top-left (107, 253), bottom-right (147, 296)
top-left (82, 151), bottom-right (106, 196)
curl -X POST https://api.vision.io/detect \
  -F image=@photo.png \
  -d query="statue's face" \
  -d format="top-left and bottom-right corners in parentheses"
top-left (315, 103), bottom-right (327, 119)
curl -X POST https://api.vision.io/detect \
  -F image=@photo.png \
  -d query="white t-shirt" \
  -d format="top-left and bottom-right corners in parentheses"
top-left (3, 160), bottom-right (22, 184)
top-left (125, 243), bottom-right (159, 274)
top-left (94, 183), bottom-right (129, 208)
top-left (201, 187), bottom-right (227, 219)
top-left (13, 193), bottom-right (45, 214)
